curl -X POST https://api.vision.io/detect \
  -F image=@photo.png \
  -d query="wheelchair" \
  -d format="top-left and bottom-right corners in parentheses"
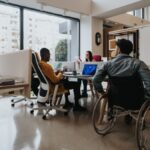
top-left (92, 74), bottom-right (150, 150)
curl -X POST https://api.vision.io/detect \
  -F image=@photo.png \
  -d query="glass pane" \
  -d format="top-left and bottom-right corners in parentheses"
top-left (24, 9), bottom-right (79, 61)
top-left (0, 4), bottom-right (20, 54)
top-left (135, 9), bottom-right (143, 18)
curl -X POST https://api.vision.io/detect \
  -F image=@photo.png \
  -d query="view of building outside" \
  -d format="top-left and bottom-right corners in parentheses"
top-left (0, 3), bottom-right (79, 61)
top-left (24, 9), bottom-right (79, 61)
top-left (0, 4), bottom-right (20, 54)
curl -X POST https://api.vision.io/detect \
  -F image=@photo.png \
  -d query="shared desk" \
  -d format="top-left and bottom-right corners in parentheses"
top-left (63, 73), bottom-right (93, 80)
top-left (63, 73), bottom-right (97, 97)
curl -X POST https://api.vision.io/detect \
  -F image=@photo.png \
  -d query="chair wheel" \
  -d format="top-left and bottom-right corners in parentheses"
top-left (11, 103), bottom-right (14, 107)
top-left (42, 115), bottom-right (46, 120)
top-left (11, 99), bottom-right (14, 102)
top-left (30, 110), bottom-right (34, 114)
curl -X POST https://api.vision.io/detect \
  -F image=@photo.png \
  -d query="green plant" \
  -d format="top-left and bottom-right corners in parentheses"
top-left (55, 39), bottom-right (68, 61)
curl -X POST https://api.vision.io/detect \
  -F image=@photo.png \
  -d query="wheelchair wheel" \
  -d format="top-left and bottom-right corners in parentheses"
top-left (92, 95), bottom-right (115, 135)
top-left (136, 100), bottom-right (150, 150)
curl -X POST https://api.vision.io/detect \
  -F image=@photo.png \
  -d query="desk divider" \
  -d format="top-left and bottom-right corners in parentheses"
top-left (0, 49), bottom-right (32, 98)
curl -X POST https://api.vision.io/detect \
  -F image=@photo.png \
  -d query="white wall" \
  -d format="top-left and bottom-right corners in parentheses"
top-left (92, 17), bottom-right (103, 56)
top-left (80, 16), bottom-right (104, 59)
top-left (139, 25), bottom-right (150, 65)
top-left (80, 15), bottom-right (92, 60)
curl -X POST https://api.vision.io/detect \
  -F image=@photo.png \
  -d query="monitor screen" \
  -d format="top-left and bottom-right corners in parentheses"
top-left (82, 64), bottom-right (97, 75)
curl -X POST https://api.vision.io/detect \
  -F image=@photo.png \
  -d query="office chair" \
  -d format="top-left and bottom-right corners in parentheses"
top-left (92, 73), bottom-right (150, 150)
top-left (31, 51), bottom-right (68, 119)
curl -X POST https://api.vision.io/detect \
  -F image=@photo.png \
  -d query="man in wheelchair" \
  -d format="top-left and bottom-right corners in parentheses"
top-left (93, 38), bottom-right (150, 123)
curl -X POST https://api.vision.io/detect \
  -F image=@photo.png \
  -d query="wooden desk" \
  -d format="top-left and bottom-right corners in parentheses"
top-left (0, 82), bottom-right (29, 97)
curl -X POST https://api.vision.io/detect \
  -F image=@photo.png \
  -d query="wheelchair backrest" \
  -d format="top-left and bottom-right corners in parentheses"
top-left (108, 73), bottom-right (145, 110)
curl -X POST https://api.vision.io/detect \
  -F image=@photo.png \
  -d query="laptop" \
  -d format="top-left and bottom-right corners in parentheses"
top-left (81, 64), bottom-right (97, 76)
top-left (64, 63), bottom-right (97, 78)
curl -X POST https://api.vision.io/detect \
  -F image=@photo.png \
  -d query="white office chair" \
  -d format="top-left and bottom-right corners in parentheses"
top-left (30, 51), bottom-right (68, 119)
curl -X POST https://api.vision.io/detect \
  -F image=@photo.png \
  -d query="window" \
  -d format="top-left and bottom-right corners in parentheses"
top-left (24, 9), bottom-right (79, 61)
top-left (0, 4), bottom-right (20, 53)
top-left (127, 8), bottom-right (144, 19)
top-left (135, 9), bottom-right (143, 18)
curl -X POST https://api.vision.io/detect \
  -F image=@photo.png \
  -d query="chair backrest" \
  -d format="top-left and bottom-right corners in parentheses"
top-left (108, 73), bottom-right (145, 110)
top-left (93, 55), bottom-right (101, 61)
top-left (32, 51), bottom-right (49, 102)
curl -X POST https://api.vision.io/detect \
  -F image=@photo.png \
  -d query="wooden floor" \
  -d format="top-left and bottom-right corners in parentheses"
top-left (0, 95), bottom-right (138, 150)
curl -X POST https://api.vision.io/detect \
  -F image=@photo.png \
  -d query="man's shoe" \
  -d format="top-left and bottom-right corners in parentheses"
top-left (81, 93), bottom-right (88, 98)
top-left (73, 105), bottom-right (87, 112)
top-left (124, 115), bottom-right (132, 125)
top-left (63, 102), bottom-right (74, 110)
top-left (66, 101), bottom-right (74, 107)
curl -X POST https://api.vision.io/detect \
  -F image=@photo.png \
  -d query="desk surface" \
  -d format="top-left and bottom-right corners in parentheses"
top-left (63, 73), bottom-right (93, 79)
top-left (0, 82), bottom-right (28, 89)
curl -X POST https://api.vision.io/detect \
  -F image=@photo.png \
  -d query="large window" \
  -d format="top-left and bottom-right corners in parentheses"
top-left (24, 9), bottom-right (79, 61)
top-left (0, 2), bottom-right (80, 61)
top-left (0, 4), bottom-right (20, 54)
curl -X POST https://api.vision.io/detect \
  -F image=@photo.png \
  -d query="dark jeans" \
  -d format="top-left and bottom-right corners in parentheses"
top-left (61, 78), bottom-right (81, 106)
top-left (82, 79), bottom-right (87, 94)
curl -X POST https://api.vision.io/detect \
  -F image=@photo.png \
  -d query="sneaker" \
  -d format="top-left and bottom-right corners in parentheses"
top-left (73, 105), bottom-right (87, 112)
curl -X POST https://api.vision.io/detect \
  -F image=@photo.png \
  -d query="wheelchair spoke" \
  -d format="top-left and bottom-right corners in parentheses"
top-left (92, 96), bottom-right (115, 135)
top-left (137, 102), bottom-right (150, 150)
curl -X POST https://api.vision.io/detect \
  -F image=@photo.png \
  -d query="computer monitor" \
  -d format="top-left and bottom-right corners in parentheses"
top-left (82, 64), bottom-right (97, 75)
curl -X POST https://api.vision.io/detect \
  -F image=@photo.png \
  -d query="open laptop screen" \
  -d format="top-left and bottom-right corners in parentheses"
top-left (82, 64), bottom-right (97, 75)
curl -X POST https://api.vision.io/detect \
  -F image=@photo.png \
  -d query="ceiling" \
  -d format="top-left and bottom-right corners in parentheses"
top-left (37, 0), bottom-right (150, 18)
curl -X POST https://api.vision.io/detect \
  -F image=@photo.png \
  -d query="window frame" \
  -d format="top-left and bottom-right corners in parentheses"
top-left (0, 1), bottom-right (80, 56)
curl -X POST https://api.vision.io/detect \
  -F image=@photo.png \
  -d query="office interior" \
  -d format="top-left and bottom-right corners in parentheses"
top-left (0, 0), bottom-right (150, 150)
